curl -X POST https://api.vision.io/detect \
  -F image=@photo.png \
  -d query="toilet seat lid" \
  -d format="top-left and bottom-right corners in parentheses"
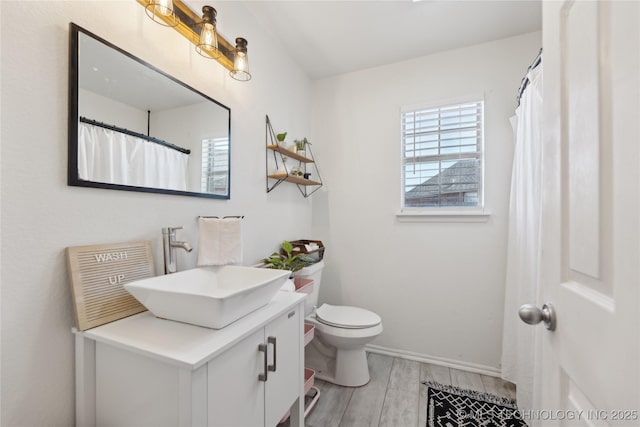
top-left (316, 304), bottom-right (381, 329)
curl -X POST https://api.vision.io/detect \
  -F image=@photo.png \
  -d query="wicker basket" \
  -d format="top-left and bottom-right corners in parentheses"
top-left (289, 239), bottom-right (325, 260)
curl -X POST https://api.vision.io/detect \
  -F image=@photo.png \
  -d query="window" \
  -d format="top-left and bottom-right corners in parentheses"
top-left (201, 137), bottom-right (229, 193)
top-left (401, 100), bottom-right (484, 209)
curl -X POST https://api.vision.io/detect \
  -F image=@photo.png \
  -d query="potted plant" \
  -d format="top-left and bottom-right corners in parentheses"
top-left (263, 240), bottom-right (315, 276)
top-left (295, 138), bottom-right (308, 151)
top-left (294, 138), bottom-right (309, 157)
top-left (276, 132), bottom-right (287, 147)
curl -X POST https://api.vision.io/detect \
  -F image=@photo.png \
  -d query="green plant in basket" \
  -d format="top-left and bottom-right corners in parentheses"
top-left (263, 240), bottom-right (314, 273)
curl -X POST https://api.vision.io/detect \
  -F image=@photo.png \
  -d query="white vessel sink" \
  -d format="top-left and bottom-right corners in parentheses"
top-left (124, 266), bottom-right (291, 329)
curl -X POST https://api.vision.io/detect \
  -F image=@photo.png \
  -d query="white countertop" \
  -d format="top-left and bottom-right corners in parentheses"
top-left (76, 291), bottom-right (306, 370)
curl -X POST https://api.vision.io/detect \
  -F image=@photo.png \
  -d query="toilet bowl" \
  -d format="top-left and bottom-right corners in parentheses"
top-left (305, 304), bottom-right (382, 386)
top-left (294, 261), bottom-right (383, 387)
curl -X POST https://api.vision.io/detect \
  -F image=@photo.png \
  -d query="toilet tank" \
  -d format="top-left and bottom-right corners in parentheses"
top-left (293, 260), bottom-right (324, 316)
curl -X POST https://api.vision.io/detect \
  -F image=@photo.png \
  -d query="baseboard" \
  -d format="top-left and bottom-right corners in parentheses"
top-left (365, 344), bottom-right (502, 378)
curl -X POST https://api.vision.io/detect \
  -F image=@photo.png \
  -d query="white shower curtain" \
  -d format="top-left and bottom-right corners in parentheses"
top-left (501, 64), bottom-right (543, 412)
top-left (78, 122), bottom-right (189, 191)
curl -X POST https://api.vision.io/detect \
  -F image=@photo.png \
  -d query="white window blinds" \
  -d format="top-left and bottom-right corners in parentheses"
top-left (201, 137), bottom-right (229, 193)
top-left (401, 100), bottom-right (484, 208)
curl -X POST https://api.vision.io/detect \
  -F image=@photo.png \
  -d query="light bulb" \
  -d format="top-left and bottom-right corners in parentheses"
top-left (155, 0), bottom-right (173, 16)
top-left (200, 23), bottom-right (218, 50)
top-left (234, 52), bottom-right (248, 72)
top-left (230, 37), bottom-right (251, 81)
top-left (196, 6), bottom-right (220, 58)
top-left (144, 0), bottom-right (178, 26)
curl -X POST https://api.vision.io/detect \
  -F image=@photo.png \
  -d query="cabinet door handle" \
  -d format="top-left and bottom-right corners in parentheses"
top-left (258, 343), bottom-right (268, 382)
top-left (267, 336), bottom-right (277, 372)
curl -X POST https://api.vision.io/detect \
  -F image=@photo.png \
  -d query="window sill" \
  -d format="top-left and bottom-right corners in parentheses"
top-left (395, 208), bottom-right (491, 223)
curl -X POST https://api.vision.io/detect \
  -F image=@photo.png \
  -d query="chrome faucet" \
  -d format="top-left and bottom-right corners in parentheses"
top-left (162, 227), bottom-right (193, 274)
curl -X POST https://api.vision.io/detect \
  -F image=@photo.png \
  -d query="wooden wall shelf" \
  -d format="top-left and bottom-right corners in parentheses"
top-left (266, 145), bottom-right (315, 164)
top-left (265, 115), bottom-right (323, 198)
top-left (267, 174), bottom-right (322, 186)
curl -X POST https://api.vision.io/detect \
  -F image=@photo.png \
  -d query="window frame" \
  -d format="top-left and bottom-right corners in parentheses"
top-left (398, 97), bottom-right (489, 222)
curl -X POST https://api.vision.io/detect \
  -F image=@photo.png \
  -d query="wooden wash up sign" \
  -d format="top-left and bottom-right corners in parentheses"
top-left (66, 241), bottom-right (155, 331)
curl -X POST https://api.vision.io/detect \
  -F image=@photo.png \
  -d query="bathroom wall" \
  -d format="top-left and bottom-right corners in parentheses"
top-left (152, 101), bottom-right (230, 192)
top-left (1, 1), bottom-right (312, 425)
top-left (80, 89), bottom-right (149, 134)
top-left (311, 31), bottom-right (542, 373)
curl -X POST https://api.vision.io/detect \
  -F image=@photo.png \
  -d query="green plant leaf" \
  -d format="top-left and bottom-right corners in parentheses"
top-left (263, 240), bottom-right (315, 272)
top-left (282, 240), bottom-right (294, 255)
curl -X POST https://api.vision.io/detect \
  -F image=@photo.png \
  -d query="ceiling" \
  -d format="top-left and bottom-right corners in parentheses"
top-left (79, 30), bottom-right (205, 111)
top-left (239, 0), bottom-right (543, 79)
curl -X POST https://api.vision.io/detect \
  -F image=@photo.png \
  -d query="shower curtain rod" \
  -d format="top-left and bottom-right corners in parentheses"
top-left (79, 116), bottom-right (191, 155)
top-left (516, 48), bottom-right (543, 106)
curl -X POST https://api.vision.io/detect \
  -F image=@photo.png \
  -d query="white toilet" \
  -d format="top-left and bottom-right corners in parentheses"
top-left (294, 261), bottom-right (383, 387)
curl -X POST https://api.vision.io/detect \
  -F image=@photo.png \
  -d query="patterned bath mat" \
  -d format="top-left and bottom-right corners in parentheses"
top-left (424, 381), bottom-right (528, 427)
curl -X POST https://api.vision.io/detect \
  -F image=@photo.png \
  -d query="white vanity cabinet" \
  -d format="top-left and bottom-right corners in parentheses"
top-left (207, 306), bottom-right (301, 427)
top-left (75, 291), bottom-right (306, 427)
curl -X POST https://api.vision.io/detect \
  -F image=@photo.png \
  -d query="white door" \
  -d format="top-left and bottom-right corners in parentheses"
top-left (533, 1), bottom-right (639, 425)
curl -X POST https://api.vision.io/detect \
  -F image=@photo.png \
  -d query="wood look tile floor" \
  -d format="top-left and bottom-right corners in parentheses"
top-left (300, 352), bottom-right (516, 427)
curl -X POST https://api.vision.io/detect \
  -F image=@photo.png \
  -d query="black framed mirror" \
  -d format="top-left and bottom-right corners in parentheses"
top-left (68, 23), bottom-right (231, 199)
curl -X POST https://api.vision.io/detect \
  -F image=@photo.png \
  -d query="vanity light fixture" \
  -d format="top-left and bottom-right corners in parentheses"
top-left (144, 0), bottom-right (179, 27)
top-left (138, 0), bottom-right (251, 81)
top-left (195, 6), bottom-right (221, 59)
top-left (230, 38), bottom-right (251, 81)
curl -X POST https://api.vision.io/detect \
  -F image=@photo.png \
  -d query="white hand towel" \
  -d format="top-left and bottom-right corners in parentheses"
top-left (197, 217), bottom-right (243, 266)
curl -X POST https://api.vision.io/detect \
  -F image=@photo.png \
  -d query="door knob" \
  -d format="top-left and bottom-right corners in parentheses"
top-left (518, 303), bottom-right (556, 331)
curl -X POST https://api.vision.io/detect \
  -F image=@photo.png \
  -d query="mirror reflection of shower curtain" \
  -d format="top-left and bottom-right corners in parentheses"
top-left (501, 64), bottom-right (543, 412)
top-left (78, 122), bottom-right (188, 191)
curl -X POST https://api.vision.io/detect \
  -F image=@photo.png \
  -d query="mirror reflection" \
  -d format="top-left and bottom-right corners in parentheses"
top-left (69, 23), bottom-right (231, 199)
